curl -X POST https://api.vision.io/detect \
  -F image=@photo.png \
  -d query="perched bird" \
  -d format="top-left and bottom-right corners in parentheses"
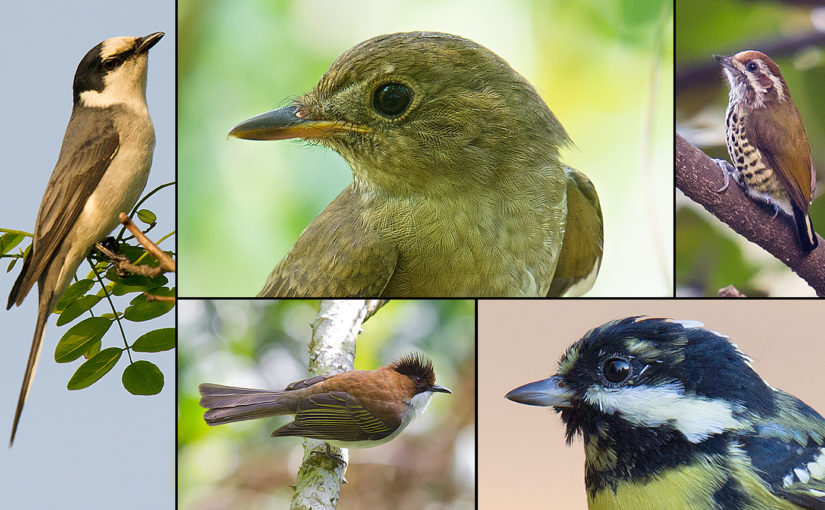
top-left (715, 50), bottom-right (819, 252)
top-left (199, 353), bottom-right (451, 448)
top-left (6, 32), bottom-right (164, 445)
top-left (229, 31), bottom-right (603, 297)
top-left (506, 317), bottom-right (825, 509)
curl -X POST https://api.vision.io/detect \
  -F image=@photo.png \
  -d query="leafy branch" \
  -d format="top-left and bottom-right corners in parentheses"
top-left (2, 182), bottom-right (176, 395)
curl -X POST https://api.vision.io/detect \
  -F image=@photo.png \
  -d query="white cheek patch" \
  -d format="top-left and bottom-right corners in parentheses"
top-left (80, 56), bottom-right (149, 111)
top-left (584, 383), bottom-right (743, 443)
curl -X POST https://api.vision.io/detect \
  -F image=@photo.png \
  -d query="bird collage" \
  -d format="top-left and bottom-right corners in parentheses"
top-left (0, 1), bottom-right (823, 509)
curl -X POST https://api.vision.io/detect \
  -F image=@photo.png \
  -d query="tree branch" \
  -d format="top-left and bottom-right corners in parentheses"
top-left (289, 299), bottom-right (387, 510)
top-left (118, 212), bottom-right (176, 273)
top-left (675, 133), bottom-right (825, 295)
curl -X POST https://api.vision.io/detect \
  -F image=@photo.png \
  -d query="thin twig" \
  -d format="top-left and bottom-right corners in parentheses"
top-left (118, 212), bottom-right (176, 273)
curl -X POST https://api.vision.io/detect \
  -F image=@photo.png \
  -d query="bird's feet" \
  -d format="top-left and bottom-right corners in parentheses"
top-left (309, 445), bottom-right (347, 468)
top-left (713, 158), bottom-right (736, 193)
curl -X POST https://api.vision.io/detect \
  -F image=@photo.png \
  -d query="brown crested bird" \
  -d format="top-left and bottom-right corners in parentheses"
top-left (715, 50), bottom-right (818, 252)
top-left (229, 31), bottom-right (603, 297)
top-left (199, 354), bottom-right (451, 448)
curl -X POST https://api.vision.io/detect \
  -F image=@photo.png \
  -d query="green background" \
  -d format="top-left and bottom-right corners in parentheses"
top-left (675, 0), bottom-right (825, 296)
top-left (178, 299), bottom-right (475, 509)
top-left (178, 0), bottom-right (674, 297)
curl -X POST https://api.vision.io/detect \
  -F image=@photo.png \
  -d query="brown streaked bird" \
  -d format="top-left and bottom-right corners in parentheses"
top-left (199, 354), bottom-right (451, 448)
top-left (229, 31), bottom-right (603, 297)
top-left (715, 50), bottom-right (818, 252)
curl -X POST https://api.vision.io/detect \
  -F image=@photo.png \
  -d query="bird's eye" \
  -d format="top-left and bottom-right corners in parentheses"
top-left (745, 61), bottom-right (758, 72)
top-left (603, 358), bottom-right (631, 383)
top-left (372, 83), bottom-right (413, 118)
top-left (102, 58), bottom-right (121, 71)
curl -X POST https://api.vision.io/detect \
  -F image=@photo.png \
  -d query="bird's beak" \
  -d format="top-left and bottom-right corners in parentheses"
top-left (228, 104), bottom-right (371, 141)
top-left (430, 384), bottom-right (452, 394)
top-left (136, 32), bottom-right (164, 53)
top-left (505, 375), bottom-right (574, 408)
top-left (713, 54), bottom-right (732, 69)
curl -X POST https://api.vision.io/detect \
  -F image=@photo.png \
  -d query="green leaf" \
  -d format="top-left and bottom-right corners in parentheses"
top-left (136, 209), bottom-right (157, 225)
top-left (7, 256), bottom-right (18, 272)
top-left (124, 288), bottom-right (175, 322)
top-left (85, 338), bottom-right (102, 358)
top-left (55, 317), bottom-right (112, 363)
top-left (55, 279), bottom-right (95, 311)
top-left (132, 328), bottom-right (175, 352)
top-left (67, 348), bottom-right (122, 390)
top-left (0, 233), bottom-right (25, 255)
top-left (122, 361), bottom-right (164, 395)
top-left (56, 295), bottom-right (102, 326)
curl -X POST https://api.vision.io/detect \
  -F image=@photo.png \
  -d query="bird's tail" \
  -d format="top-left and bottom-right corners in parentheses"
top-left (198, 384), bottom-right (295, 425)
top-left (792, 204), bottom-right (818, 252)
top-left (9, 294), bottom-right (50, 447)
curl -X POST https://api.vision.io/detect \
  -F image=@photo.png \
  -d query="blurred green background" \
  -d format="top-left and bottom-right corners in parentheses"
top-left (178, 299), bottom-right (475, 510)
top-left (178, 0), bottom-right (673, 297)
top-left (675, 0), bottom-right (825, 296)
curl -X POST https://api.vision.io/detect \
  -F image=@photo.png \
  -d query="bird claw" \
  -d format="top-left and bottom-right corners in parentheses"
top-left (309, 446), bottom-right (347, 468)
top-left (713, 158), bottom-right (735, 193)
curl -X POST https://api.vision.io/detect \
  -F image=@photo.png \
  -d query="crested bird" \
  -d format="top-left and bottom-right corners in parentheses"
top-left (507, 316), bottom-right (825, 509)
top-left (6, 32), bottom-right (164, 445)
top-left (229, 31), bottom-right (603, 297)
top-left (199, 353), bottom-right (451, 448)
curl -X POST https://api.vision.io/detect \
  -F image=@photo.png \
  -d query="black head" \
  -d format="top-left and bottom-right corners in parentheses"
top-left (390, 353), bottom-right (451, 395)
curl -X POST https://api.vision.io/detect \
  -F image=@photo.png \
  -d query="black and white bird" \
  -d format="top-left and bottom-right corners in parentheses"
top-left (6, 32), bottom-right (164, 446)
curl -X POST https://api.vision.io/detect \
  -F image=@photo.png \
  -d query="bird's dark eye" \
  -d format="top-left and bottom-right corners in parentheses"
top-left (372, 83), bottom-right (412, 118)
top-left (102, 58), bottom-right (121, 71)
top-left (745, 61), bottom-right (758, 72)
top-left (603, 358), bottom-right (631, 383)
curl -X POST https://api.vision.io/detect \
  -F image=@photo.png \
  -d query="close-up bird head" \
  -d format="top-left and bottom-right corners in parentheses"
top-left (229, 31), bottom-right (569, 196)
top-left (74, 31), bottom-right (164, 108)
top-left (506, 316), bottom-right (825, 509)
top-left (714, 50), bottom-right (790, 109)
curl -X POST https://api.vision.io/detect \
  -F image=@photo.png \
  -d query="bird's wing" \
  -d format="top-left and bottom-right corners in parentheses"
top-left (748, 103), bottom-right (813, 209)
top-left (8, 108), bottom-right (118, 307)
top-left (548, 166), bottom-right (603, 297)
top-left (272, 391), bottom-right (395, 442)
top-left (259, 185), bottom-right (398, 297)
top-left (743, 392), bottom-right (825, 509)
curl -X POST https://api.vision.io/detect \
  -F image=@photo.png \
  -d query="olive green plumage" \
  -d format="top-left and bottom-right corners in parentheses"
top-left (231, 32), bottom-right (603, 297)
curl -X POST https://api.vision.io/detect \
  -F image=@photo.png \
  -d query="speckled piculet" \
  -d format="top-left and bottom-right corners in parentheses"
top-left (229, 32), bottom-right (603, 297)
top-left (715, 50), bottom-right (818, 252)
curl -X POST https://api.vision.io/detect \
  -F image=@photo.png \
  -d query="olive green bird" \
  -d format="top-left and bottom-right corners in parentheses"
top-left (229, 32), bottom-right (603, 297)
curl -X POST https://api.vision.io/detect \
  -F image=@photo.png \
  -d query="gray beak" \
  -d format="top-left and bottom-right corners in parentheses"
top-left (713, 54), bottom-right (732, 69)
top-left (505, 375), bottom-right (574, 408)
top-left (430, 384), bottom-right (452, 394)
top-left (137, 32), bottom-right (164, 53)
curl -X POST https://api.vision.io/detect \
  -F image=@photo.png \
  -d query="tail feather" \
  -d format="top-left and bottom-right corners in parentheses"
top-left (792, 204), bottom-right (818, 252)
top-left (198, 384), bottom-right (293, 425)
top-left (10, 296), bottom-right (50, 446)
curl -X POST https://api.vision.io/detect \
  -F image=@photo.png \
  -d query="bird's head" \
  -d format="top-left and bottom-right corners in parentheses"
top-left (389, 353), bottom-right (451, 414)
top-left (229, 31), bottom-right (569, 196)
top-left (506, 317), bottom-right (776, 445)
top-left (714, 50), bottom-right (790, 109)
top-left (74, 32), bottom-right (164, 109)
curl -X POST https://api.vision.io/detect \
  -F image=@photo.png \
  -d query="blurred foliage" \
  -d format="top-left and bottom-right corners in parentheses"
top-left (178, 299), bottom-right (475, 510)
top-left (178, 0), bottom-right (673, 297)
top-left (0, 185), bottom-right (176, 394)
top-left (675, 0), bottom-right (825, 296)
